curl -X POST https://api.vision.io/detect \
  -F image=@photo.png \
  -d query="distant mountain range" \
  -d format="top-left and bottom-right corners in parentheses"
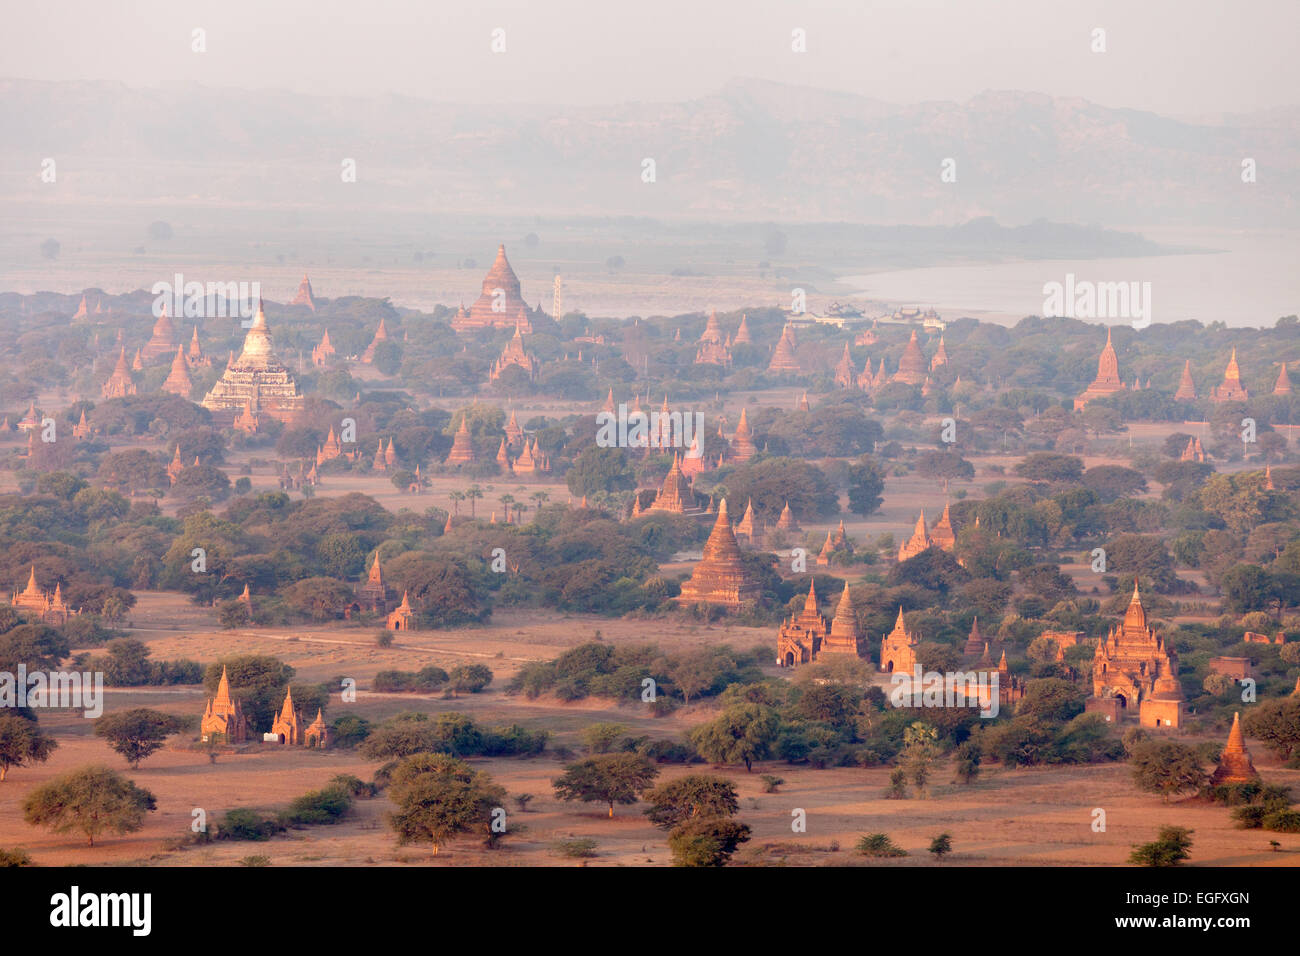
top-left (3, 76), bottom-right (1297, 227)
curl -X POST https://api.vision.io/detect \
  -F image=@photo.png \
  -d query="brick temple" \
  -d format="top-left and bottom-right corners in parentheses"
top-left (200, 301), bottom-right (305, 426)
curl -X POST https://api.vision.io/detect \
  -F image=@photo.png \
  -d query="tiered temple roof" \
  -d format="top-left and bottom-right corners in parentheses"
top-left (776, 580), bottom-right (829, 666)
top-left (649, 454), bottom-right (698, 513)
top-left (1074, 329), bottom-right (1127, 410)
top-left (734, 498), bottom-right (763, 547)
top-left (160, 345), bottom-right (193, 398)
top-left (311, 329), bottom-right (335, 367)
top-left (891, 329), bottom-right (928, 385)
top-left (695, 311), bottom-right (733, 366)
top-left (676, 498), bottom-right (762, 610)
top-left (1210, 712), bottom-right (1260, 785)
top-left (9, 566), bottom-right (78, 626)
top-left (898, 510), bottom-right (933, 562)
top-left (360, 317), bottom-right (389, 364)
top-left (291, 274), bottom-right (317, 311)
top-left (188, 327), bottom-right (211, 367)
top-left (1174, 359), bottom-right (1197, 401)
top-left (730, 408), bottom-right (758, 462)
top-left (200, 301), bottom-right (305, 425)
top-left (767, 324), bottom-right (800, 373)
top-left (930, 336), bottom-right (949, 371)
top-left (880, 608), bottom-right (919, 673)
top-left (1275, 362), bottom-right (1293, 395)
top-left (489, 323), bottom-right (539, 382)
top-left (929, 502), bottom-right (956, 552)
top-left (451, 245), bottom-right (539, 332)
top-left (833, 343), bottom-right (856, 388)
top-left (1210, 348), bottom-right (1249, 402)
top-left (446, 416), bottom-right (477, 465)
top-left (142, 304), bottom-right (178, 363)
top-left (1091, 580), bottom-right (1183, 727)
top-left (200, 666), bottom-right (249, 743)
top-left (101, 347), bottom-right (137, 399)
top-left (821, 585), bottom-right (866, 659)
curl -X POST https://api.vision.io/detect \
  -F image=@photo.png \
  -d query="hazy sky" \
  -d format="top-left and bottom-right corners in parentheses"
top-left (7, 0), bottom-right (1297, 115)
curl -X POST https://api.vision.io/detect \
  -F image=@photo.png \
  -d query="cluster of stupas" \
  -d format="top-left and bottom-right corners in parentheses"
top-left (7, 566), bottom-right (79, 627)
top-left (1180, 435), bottom-right (1209, 463)
top-left (72, 293), bottom-right (109, 320)
top-left (631, 453), bottom-right (703, 518)
top-left (200, 666), bottom-right (328, 748)
top-left (370, 438), bottom-right (400, 472)
top-left (897, 503), bottom-right (956, 562)
top-left (776, 580), bottom-right (866, 666)
top-left (1077, 332), bottom-right (1284, 410)
top-left (316, 426), bottom-right (351, 466)
top-left (497, 435), bottom-right (551, 475)
top-left (200, 301), bottom-right (305, 427)
top-left (834, 329), bottom-right (943, 394)
top-left (815, 520), bottom-right (852, 566)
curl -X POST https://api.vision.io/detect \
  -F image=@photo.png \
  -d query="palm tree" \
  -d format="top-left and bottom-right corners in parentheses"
top-left (449, 490), bottom-right (465, 516)
top-left (466, 484), bottom-right (483, 518)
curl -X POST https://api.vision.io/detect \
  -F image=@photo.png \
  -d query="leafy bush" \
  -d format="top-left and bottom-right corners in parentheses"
top-left (553, 838), bottom-right (598, 859)
top-left (281, 785), bottom-right (353, 826)
top-left (856, 833), bottom-right (907, 857)
top-left (217, 808), bottom-right (286, 842)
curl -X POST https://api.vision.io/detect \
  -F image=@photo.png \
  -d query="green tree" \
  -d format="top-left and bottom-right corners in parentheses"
top-left (856, 833), bottom-right (907, 857)
top-left (552, 753), bottom-right (659, 817)
top-left (94, 709), bottom-right (185, 768)
top-left (689, 703), bottom-right (780, 772)
top-left (667, 816), bottom-right (751, 866)
top-left (1015, 452), bottom-right (1084, 483)
top-left (1241, 700), bottom-right (1300, 760)
top-left (387, 753), bottom-right (507, 856)
top-left (447, 663), bottom-right (493, 695)
top-left (0, 714), bottom-right (57, 781)
top-left (900, 721), bottom-right (940, 797)
top-left (1129, 826), bottom-right (1193, 866)
top-left (1017, 678), bottom-right (1086, 722)
top-left (101, 638), bottom-right (152, 685)
top-left (928, 832), bottom-right (953, 859)
top-left (643, 775), bottom-right (740, 829)
top-left (847, 455), bottom-right (886, 515)
top-left (566, 445), bottom-right (635, 497)
top-left (1130, 741), bottom-right (1207, 802)
top-left (580, 722), bottom-right (627, 754)
top-left (954, 740), bottom-right (981, 784)
top-left (23, 765), bottom-right (156, 846)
